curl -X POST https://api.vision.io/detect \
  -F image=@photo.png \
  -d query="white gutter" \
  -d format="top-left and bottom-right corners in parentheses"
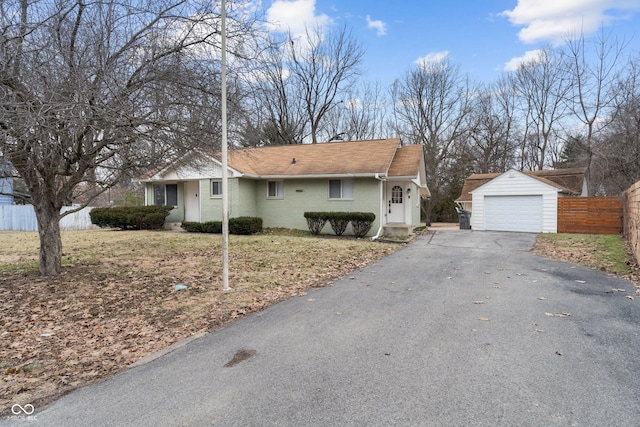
top-left (372, 173), bottom-right (386, 240)
top-left (241, 172), bottom-right (383, 180)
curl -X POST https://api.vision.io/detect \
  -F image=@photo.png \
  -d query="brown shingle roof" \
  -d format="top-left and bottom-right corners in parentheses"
top-left (226, 138), bottom-right (402, 177)
top-left (456, 168), bottom-right (587, 202)
top-left (529, 168), bottom-right (587, 194)
top-left (387, 144), bottom-right (423, 177)
top-left (456, 173), bottom-right (498, 202)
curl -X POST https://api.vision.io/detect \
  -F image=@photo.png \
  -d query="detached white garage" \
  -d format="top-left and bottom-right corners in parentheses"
top-left (470, 170), bottom-right (562, 233)
top-left (483, 195), bottom-right (543, 232)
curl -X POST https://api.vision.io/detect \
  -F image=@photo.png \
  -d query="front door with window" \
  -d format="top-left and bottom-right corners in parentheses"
top-left (387, 184), bottom-right (406, 223)
top-left (184, 181), bottom-right (200, 222)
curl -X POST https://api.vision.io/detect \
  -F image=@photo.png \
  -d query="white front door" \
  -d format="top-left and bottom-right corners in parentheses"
top-left (184, 181), bottom-right (200, 222)
top-left (387, 184), bottom-right (405, 223)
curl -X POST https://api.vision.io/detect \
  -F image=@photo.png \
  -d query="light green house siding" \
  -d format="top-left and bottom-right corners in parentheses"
top-left (187, 177), bottom-right (380, 235)
top-left (145, 182), bottom-right (185, 223)
top-left (146, 177), bottom-right (388, 236)
top-left (197, 178), bottom-right (258, 222)
top-left (255, 177), bottom-right (381, 235)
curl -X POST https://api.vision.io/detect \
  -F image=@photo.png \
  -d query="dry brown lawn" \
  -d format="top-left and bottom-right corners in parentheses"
top-left (0, 229), bottom-right (399, 415)
top-left (2, 228), bottom-right (637, 416)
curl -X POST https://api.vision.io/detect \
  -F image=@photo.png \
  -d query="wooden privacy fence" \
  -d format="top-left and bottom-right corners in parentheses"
top-left (557, 196), bottom-right (623, 234)
top-left (623, 181), bottom-right (640, 264)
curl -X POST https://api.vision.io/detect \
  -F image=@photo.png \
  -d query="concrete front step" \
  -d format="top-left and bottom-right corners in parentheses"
top-left (383, 223), bottom-right (412, 236)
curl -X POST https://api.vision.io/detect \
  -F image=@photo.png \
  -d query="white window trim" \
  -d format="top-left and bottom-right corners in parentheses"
top-left (267, 180), bottom-right (284, 199)
top-left (154, 183), bottom-right (178, 206)
top-left (211, 179), bottom-right (222, 198)
top-left (328, 179), bottom-right (354, 200)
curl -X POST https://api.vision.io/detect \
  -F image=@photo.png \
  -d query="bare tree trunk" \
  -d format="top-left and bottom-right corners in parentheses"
top-left (1, 0), bottom-right (259, 276)
top-left (33, 200), bottom-right (62, 276)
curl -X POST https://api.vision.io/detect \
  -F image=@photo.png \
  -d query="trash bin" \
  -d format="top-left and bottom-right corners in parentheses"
top-left (457, 209), bottom-right (471, 230)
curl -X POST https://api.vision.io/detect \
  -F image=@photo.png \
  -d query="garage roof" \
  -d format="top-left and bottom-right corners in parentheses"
top-left (456, 168), bottom-right (587, 202)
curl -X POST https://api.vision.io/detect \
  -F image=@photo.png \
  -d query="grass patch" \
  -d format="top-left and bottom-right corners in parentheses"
top-left (0, 228), bottom-right (399, 413)
top-left (535, 233), bottom-right (635, 276)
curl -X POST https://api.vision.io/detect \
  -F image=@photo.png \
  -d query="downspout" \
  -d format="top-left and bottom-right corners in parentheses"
top-left (372, 173), bottom-right (385, 240)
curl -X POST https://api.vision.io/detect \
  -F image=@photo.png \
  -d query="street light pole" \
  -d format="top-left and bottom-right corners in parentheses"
top-left (220, 0), bottom-right (230, 291)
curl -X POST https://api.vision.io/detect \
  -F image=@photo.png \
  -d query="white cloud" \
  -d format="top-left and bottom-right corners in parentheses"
top-left (501, 0), bottom-right (640, 44)
top-left (415, 51), bottom-right (449, 67)
top-left (344, 98), bottom-right (363, 110)
top-left (266, 0), bottom-right (332, 38)
top-left (504, 49), bottom-right (544, 71)
top-left (366, 15), bottom-right (387, 36)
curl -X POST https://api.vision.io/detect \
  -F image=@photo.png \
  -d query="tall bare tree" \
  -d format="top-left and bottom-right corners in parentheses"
top-left (562, 30), bottom-right (625, 193)
top-left (510, 48), bottom-right (571, 170)
top-left (254, 25), bottom-right (364, 144)
top-left (321, 81), bottom-right (391, 142)
top-left (598, 54), bottom-right (640, 194)
top-left (0, 0), bottom-right (257, 275)
top-left (391, 57), bottom-right (472, 223)
top-left (249, 40), bottom-right (307, 145)
top-left (465, 80), bottom-right (518, 173)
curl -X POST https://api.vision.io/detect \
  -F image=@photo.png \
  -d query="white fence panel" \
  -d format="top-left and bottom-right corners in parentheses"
top-left (0, 205), bottom-right (97, 231)
top-left (61, 207), bottom-right (97, 230)
top-left (0, 205), bottom-right (38, 231)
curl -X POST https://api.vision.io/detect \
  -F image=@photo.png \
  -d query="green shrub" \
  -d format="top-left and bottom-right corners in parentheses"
top-left (229, 217), bottom-right (263, 235)
top-left (350, 212), bottom-right (376, 238)
top-left (201, 221), bottom-right (223, 233)
top-left (181, 221), bottom-right (222, 233)
top-left (326, 212), bottom-right (351, 236)
top-left (304, 211), bottom-right (376, 237)
top-left (304, 212), bottom-right (328, 235)
top-left (90, 206), bottom-right (173, 230)
top-left (181, 217), bottom-right (262, 235)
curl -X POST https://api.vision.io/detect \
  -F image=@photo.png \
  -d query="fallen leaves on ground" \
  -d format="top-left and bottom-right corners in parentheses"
top-left (533, 235), bottom-right (640, 290)
top-left (544, 312), bottom-right (571, 318)
top-left (0, 229), bottom-right (398, 414)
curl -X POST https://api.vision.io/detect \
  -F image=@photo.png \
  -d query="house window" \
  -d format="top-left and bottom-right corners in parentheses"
top-left (153, 184), bottom-right (178, 206)
top-left (329, 179), bottom-right (354, 199)
top-left (267, 181), bottom-right (283, 199)
top-left (211, 179), bottom-right (222, 197)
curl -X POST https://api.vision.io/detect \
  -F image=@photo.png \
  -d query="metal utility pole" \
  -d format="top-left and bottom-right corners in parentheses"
top-left (220, 0), bottom-right (230, 291)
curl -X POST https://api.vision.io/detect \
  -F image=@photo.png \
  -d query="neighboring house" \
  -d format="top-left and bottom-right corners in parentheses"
top-left (140, 138), bottom-right (430, 237)
top-left (0, 161), bottom-right (14, 205)
top-left (456, 168), bottom-right (587, 233)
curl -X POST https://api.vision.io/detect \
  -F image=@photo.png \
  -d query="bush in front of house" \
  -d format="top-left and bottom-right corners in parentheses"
top-left (304, 212), bottom-right (376, 237)
top-left (304, 212), bottom-right (328, 235)
top-left (90, 206), bottom-right (173, 230)
top-left (181, 217), bottom-right (262, 235)
top-left (326, 212), bottom-right (351, 236)
top-left (350, 212), bottom-right (376, 238)
top-left (181, 221), bottom-right (222, 233)
top-left (229, 217), bottom-right (263, 235)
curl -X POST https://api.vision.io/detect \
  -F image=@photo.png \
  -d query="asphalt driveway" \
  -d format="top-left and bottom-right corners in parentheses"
top-left (4, 230), bottom-right (640, 426)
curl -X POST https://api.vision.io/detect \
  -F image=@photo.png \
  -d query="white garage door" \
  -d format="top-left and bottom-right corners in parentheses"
top-left (484, 195), bottom-right (543, 232)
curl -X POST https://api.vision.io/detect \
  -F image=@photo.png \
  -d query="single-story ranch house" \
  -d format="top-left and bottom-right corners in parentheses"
top-left (455, 168), bottom-right (587, 233)
top-left (141, 138), bottom-right (429, 237)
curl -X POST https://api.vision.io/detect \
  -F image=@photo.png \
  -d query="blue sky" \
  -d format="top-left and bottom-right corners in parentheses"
top-left (263, 0), bottom-right (640, 85)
